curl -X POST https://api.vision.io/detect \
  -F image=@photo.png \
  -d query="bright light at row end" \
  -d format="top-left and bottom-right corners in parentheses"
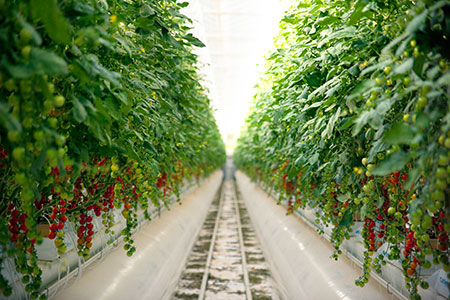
top-left (183, 0), bottom-right (294, 148)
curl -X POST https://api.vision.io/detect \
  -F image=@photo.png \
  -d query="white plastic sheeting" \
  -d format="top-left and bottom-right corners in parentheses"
top-left (236, 171), bottom-right (397, 300)
top-left (182, 0), bottom-right (292, 145)
top-left (53, 171), bottom-right (222, 300)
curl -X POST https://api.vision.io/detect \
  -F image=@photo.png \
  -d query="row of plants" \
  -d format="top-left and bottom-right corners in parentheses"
top-left (235, 0), bottom-right (449, 299)
top-left (0, 0), bottom-right (225, 298)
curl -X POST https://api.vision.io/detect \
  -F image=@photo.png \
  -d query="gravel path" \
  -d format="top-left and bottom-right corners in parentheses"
top-left (173, 161), bottom-right (279, 300)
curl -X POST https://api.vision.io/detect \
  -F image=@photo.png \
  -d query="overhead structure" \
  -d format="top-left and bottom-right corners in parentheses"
top-left (182, 0), bottom-right (293, 146)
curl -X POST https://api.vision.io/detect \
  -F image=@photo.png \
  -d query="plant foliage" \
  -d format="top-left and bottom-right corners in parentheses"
top-left (235, 0), bottom-right (450, 298)
top-left (0, 0), bottom-right (225, 298)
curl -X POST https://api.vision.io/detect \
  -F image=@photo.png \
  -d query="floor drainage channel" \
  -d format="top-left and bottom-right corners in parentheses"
top-left (173, 163), bottom-right (279, 300)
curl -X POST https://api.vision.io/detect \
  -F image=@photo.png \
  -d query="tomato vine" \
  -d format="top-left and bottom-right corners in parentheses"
top-left (235, 1), bottom-right (449, 299)
top-left (0, 0), bottom-right (225, 298)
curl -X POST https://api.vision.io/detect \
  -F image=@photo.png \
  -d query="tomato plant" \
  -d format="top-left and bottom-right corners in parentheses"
top-left (0, 0), bottom-right (225, 298)
top-left (235, 1), bottom-right (449, 299)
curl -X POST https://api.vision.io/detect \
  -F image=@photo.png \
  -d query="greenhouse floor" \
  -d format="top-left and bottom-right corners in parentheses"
top-left (52, 161), bottom-right (398, 300)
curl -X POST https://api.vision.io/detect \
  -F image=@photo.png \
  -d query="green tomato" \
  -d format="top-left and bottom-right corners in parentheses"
top-left (365, 100), bottom-right (374, 107)
top-left (363, 184), bottom-right (372, 195)
top-left (367, 164), bottom-right (375, 171)
top-left (15, 173), bottom-right (27, 185)
top-left (54, 238), bottom-right (64, 248)
top-left (362, 158), bottom-right (368, 166)
top-left (431, 191), bottom-right (444, 201)
top-left (12, 147), bottom-right (25, 161)
top-left (53, 95), bottom-right (65, 107)
top-left (444, 138), bottom-right (450, 149)
top-left (48, 118), bottom-right (58, 128)
top-left (57, 245), bottom-right (67, 255)
top-left (436, 168), bottom-right (447, 179)
top-left (422, 215), bottom-right (432, 230)
top-left (434, 179), bottom-right (446, 190)
top-left (403, 114), bottom-right (410, 122)
top-left (47, 83), bottom-right (55, 93)
top-left (384, 66), bottom-right (392, 74)
top-left (416, 96), bottom-right (427, 109)
top-left (403, 76), bottom-right (411, 86)
top-left (21, 275), bottom-right (30, 284)
top-left (388, 207), bottom-right (396, 215)
top-left (4, 79), bottom-right (17, 91)
top-left (8, 130), bottom-right (21, 142)
top-left (420, 281), bottom-right (429, 289)
top-left (43, 99), bottom-right (54, 111)
top-left (55, 136), bottom-right (65, 146)
top-left (46, 148), bottom-right (57, 160)
top-left (422, 260), bottom-right (431, 269)
top-left (21, 45), bottom-right (31, 58)
top-left (23, 117), bottom-right (33, 128)
top-left (19, 28), bottom-right (33, 43)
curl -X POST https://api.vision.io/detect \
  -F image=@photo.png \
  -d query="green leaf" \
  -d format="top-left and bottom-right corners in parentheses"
top-left (406, 10), bottom-right (427, 33)
top-left (337, 192), bottom-right (350, 203)
top-left (72, 3), bottom-right (95, 14)
top-left (0, 103), bottom-right (22, 132)
top-left (29, 48), bottom-right (68, 76)
top-left (136, 17), bottom-right (155, 29)
top-left (352, 111), bottom-right (371, 136)
top-left (309, 153), bottom-right (319, 165)
top-left (2, 58), bottom-right (33, 79)
top-left (140, 4), bottom-right (156, 17)
top-left (368, 139), bottom-right (387, 162)
top-left (339, 209), bottom-right (353, 227)
top-left (71, 96), bottom-right (87, 123)
top-left (384, 122), bottom-right (414, 145)
top-left (348, 79), bottom-right (376, 99)
top-left (347, 1), bottom-right (371, 26)
top-left (338, 115), bottom-right (357, 131)
top-left (16, 13), bottom-right (42, 45)
top-left (437, 72), bottom-right (450, 85)
top-left (348, 64), bottom-right (359, 76)
top-left (393, 58), bottom-right (413, 75)
top-left (322, 107), bottom-right (341, 139)
top-left (405, 168), bottom-right (419, 190)
top-left (30, 0), bottom-right (72, 44)
top-left (317, 16), bottom-right (340, 27)
top-left (371, 150), bottom-right (408, 176)
top-left (305, 72), bottom-right (321, 88)
top-left (184, 33), bottom-right (205, 48)
top-left (413, 54), bottom-right (426, 76)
